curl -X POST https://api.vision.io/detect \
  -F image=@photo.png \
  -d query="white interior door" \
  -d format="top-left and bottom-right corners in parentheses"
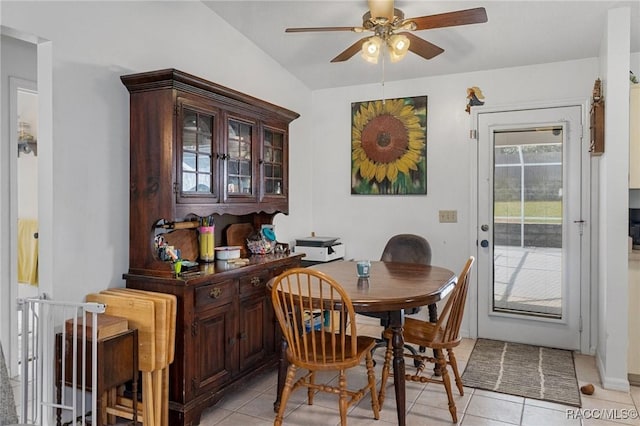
top-left (476, 105), bottom-right (585, 350)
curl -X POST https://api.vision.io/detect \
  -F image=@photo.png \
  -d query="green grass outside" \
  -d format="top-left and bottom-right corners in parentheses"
top-left (494, 200), bottom-right (562, 224)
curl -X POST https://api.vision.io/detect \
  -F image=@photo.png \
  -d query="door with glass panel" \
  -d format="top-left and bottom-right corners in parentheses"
top-left (476, 106), bottom-right (585, 350)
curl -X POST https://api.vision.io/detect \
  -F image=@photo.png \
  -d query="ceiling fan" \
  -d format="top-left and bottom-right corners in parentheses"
top-left (285, 0), bottom-right (488, 63)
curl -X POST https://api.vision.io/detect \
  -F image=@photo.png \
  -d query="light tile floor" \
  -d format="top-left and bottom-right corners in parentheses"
top-left (10, 328), bottom-right (640, 425)
top-left (197, 330), bottom-right (640, 426)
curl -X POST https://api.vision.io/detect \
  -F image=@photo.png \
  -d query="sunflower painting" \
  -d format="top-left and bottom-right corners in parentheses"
top-left (351, 96), bottom-right (427, 195)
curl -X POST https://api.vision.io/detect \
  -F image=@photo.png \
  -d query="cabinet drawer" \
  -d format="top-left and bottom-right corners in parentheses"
top-left (195, 280), bottom-right (236, 309)
top-left (239, 271), bottom-right (271, 297)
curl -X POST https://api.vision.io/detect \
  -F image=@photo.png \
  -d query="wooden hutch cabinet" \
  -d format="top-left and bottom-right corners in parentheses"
top-left (120, 69), bottom-right (302, 425)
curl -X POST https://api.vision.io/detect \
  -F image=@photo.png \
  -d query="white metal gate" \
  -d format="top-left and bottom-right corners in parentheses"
top-left (16, 297), bottom-right (105, 426)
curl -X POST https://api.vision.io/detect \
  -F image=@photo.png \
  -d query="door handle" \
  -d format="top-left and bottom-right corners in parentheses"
top-left (481, 224), bottom-right (489, 232)
top-left (480, 240), bottom-right (489, 248)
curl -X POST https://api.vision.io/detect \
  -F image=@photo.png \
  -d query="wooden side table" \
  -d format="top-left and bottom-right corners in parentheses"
top-left (56, 328), bottom-right (138, 426)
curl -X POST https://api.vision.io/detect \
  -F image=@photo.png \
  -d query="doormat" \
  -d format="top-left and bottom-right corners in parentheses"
top-left (461, 339), bottom-right (581, 407)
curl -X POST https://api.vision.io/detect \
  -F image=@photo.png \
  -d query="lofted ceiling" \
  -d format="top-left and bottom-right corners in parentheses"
top-left (203, 1), bottom-right (640, 91)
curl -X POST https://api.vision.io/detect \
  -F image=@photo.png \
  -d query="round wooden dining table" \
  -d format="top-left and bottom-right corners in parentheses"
top-left (272, 260), bottom-right (457, 426)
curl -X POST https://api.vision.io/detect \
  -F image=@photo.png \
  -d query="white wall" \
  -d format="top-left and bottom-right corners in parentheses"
top-left (595, 7), bottom-right (632, 391)
top-left (310, 58), bottom-right (600, 343)
top-left (0, 1), bottom-right (313, 302)
top-left (629, 51), bottom-right (640, 207)
top-left (311, 59), bottom-right (598, 267)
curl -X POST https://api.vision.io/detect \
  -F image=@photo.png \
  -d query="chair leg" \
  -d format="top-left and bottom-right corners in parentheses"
top-left (275, 364), bottom-right (297, 426)
top-left (378, 341), bottom-right (393, 407)
top-left (338, 370), bottom-right (348, 426)
top-left (370, 339), bottom-right (386, 365)
top-left (365, 352), bottom-right (380, 419)
top-left (437, 353), bottom-right (458, 423)
top-left (308, 371), bottom-right (315, 405)
top-left (428, 303), bottom-right (442, 375)
top-left (447, 348), bottom-right (464, 396)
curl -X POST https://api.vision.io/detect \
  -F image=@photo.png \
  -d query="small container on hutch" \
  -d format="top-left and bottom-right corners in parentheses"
top-left (199, 226), bottom-right (215, 262)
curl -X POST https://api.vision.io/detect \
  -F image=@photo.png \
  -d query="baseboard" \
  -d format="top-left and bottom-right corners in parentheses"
top-left (597, 351), bottom-right (630, 391)
top-left (628, 373), bottom-right (640, 387)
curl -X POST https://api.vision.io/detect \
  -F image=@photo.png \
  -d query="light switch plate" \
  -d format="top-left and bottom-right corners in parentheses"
top-left (439, 210), bottom-right (458, 223)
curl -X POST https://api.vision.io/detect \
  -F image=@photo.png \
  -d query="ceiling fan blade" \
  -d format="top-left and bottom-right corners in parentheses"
top-left (286, 26), bottom-right (360, 33)
top-left (408, 7), bottom-right (488, 31)
top-left (330, 38), bottom-right (368, 63)
top-left (400, 32), bottom-right (444, 60)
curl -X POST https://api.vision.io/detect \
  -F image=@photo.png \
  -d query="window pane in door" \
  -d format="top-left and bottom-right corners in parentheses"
top-left (227, 119), bottom-right (253, 196)
top-left (198, 154), bottom-right (210, 174)
top-left (182, 108), bottom-right (214, 196)
top-left (198, 135), bottom-right (211, 154)
top-left (493, 127), bottom-right (563, 318)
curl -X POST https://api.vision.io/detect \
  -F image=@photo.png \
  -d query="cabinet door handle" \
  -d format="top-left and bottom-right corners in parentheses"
top-left (251, 277), bottom-right (262, 287)
top-left (209, 287), bottom-right (223, 299)
top-left (240, 332), bottom-right (247, 340)
top-left (228, 337), bottom-right (236, 346)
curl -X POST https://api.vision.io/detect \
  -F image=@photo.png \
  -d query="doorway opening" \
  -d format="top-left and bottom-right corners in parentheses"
top-left (1, 28), bottom-right (53, 379)
top-left (473, 104), bottom-right (590, 352)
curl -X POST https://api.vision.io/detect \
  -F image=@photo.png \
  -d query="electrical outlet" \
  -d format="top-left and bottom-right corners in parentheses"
top-left (439, 210), bottom-right (458, 223)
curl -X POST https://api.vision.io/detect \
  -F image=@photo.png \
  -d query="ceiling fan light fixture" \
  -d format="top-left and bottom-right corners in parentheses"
top-left (361, 36), bottom-right (382, 63)
top-left (388, 33), bottom-right (410, 62)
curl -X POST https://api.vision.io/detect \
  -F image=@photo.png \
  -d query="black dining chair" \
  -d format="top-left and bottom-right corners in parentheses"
top-left (367, 234), bottom-right (433, 362)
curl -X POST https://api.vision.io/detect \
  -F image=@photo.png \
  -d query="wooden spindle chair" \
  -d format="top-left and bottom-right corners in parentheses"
top-left (379, 256), bottom-right (475, 423)
top-left (271, 268), bottom-right (380, 426)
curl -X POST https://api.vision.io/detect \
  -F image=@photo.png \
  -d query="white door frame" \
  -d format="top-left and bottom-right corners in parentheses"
top-left (1, 27), bottom-right (54, 377)
top-left (468, 99), bottom-right (593, 355)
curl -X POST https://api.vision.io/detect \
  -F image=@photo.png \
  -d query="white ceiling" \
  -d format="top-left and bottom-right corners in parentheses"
top-left (203, 1), bottom-right (640, 90)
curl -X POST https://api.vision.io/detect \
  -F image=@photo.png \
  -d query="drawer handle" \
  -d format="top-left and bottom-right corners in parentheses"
top-left (251, 277), bottom-right (262, 287)
top-left (209, 287), bottom-right (223, 299)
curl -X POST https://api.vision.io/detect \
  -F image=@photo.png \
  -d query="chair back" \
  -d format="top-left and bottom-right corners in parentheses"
top-left (380, 234), bottom-right (431, 316)
top-left (434, 257), bottom-right (475, 344)
top-left (271, 268), bottom-right (359, 366)
top-left (380, 234), bottom-right (432, 265)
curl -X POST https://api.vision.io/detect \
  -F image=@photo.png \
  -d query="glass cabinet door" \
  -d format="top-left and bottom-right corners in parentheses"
top-left (179, 107), bottom-right (217, 201)
top-left (226, 118), bottom-right (254, 198)
top-left (263, 128), bottom-right (285, 196)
